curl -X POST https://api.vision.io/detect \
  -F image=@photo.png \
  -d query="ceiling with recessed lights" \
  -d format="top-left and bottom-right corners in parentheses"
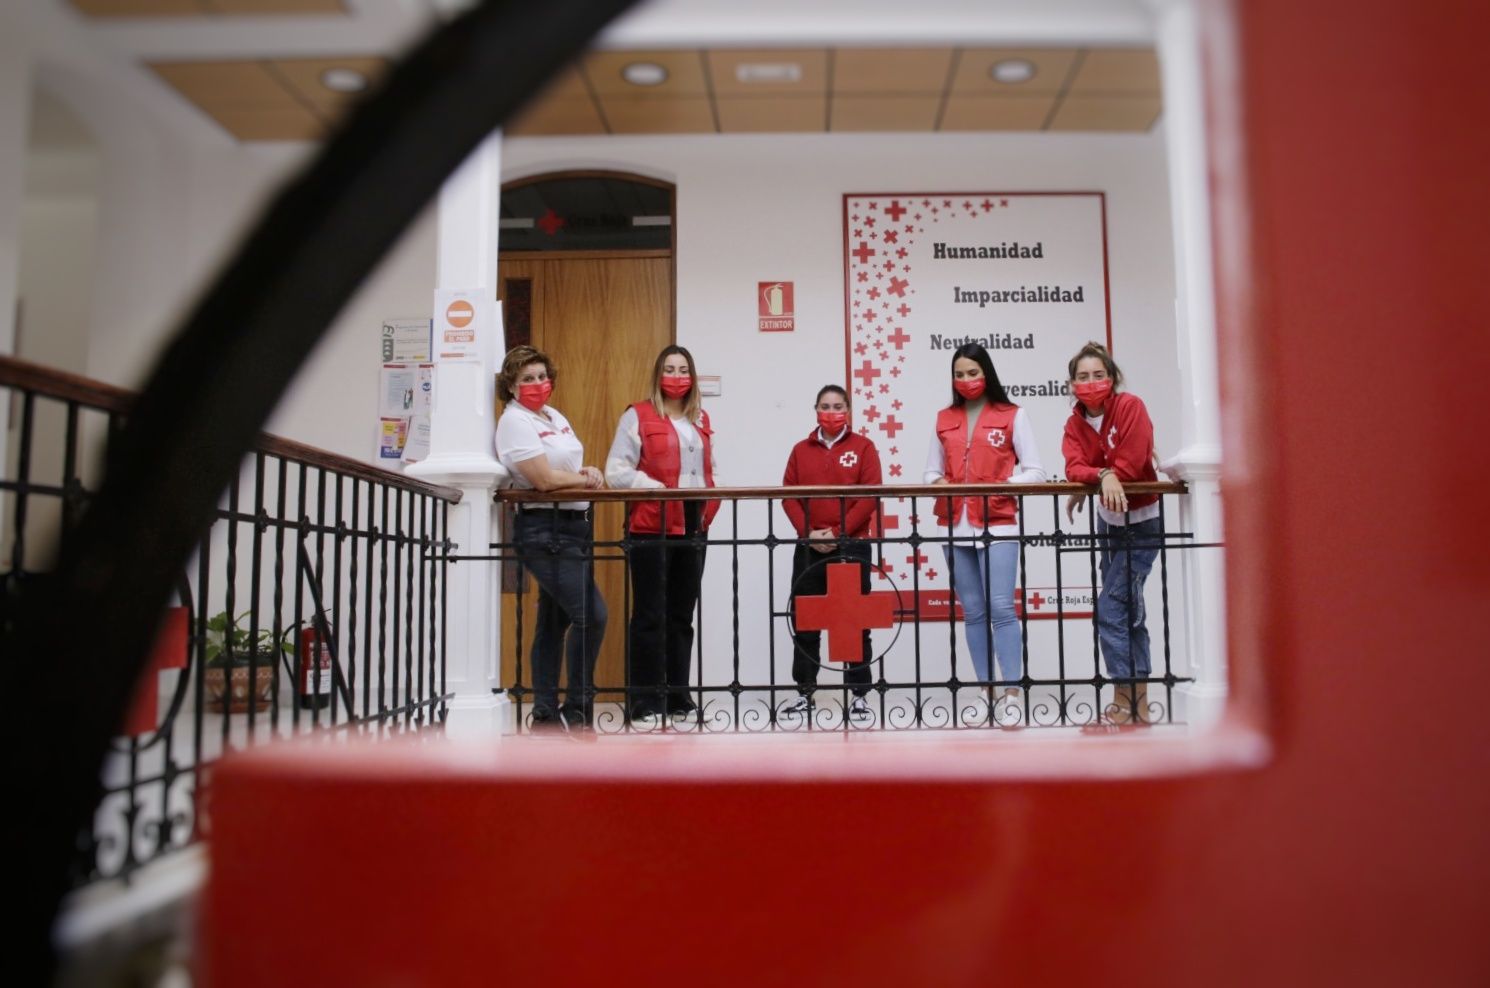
top-left (60, 0), bottom-right (1161, 143)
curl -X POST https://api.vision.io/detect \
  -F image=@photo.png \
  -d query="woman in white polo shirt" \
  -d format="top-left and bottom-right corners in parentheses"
top-left (495, 345), bottom-right (607, 733)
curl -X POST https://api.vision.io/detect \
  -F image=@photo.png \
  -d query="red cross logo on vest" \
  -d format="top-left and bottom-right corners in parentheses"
top-left (1107, 425), bottom-right (1118, 449)
top-left (838, 450), bottom-right (858, 468)
top-left (794, 562), bottom-right (895, 663)
top-left (987, 428), bottom-right (1007, 448)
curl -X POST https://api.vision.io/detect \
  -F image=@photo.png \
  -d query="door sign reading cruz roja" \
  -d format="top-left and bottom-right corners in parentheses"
top-left (433, 288), bottom-right (492, 364)
top-left (758, 280), bottom-right (795, 332)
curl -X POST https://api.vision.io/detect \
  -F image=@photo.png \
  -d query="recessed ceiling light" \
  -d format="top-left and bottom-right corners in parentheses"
top-left (990, 59), bottom-right (1036, 84)
top-left (320, 67), bottom-right (369, 94)
top-left (735, 62), bottom-right (802, 84)
top-left (621, 62), bottom-right (669, 87)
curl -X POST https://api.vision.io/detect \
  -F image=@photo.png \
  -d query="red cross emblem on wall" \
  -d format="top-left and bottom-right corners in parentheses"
top-left (122, 606), bottom-right (190, 736)
top-left (794, 563), bottom-right (895, 663)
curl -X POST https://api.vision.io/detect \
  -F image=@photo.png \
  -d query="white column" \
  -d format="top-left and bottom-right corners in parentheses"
top-left (1150, 0), bottom-right (1228, 727)
top-left (0, 24), bottom-right (31, 529)
top-left (406, 129), bottom-right (512, 738)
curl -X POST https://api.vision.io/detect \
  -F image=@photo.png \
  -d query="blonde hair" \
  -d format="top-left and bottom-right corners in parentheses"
top-left (649, 345), bottom-right (702, 422)
top-left (496, 345), bottom-right (554, 403)
top-left (1066, 341), bottom-right (1123, 389)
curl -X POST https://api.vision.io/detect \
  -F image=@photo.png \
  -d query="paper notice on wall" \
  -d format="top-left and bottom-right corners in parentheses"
top-left (434, 288), bottom-right (497, 364)
top-left (382, 317), bottom-right (431, 362)
top-left (380, 364), bottom-right (417, 417)
top-left (402, 415), bottom-right (431, 463)
top-left (378, 417), bottom-right (408, 461)
top-left (414, 363), bottom-right (434, 415)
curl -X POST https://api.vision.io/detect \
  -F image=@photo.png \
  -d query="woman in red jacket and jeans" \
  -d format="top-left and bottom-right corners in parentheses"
top-left (1061, 342), bottom-right (1162, 725)
top-left (780, 385), bottom-right (883, 723)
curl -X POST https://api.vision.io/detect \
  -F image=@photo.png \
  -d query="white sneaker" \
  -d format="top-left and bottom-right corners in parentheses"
top-left (629, 711), bottom-right (663, 730)
top-left (780, 695), bottom-right (813, 718)
top-left (848, 696), bottom-right (872, 721)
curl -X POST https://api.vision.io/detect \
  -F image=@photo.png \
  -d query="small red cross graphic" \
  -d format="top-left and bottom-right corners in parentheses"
top-left (883, 230), bottom-right (899, 245)
top-left (862, 404), bottom-right (881, 422)
top-left (851, 241), bottom-right (876, 264)
top-left (879, 414), bottom-right (904, 438)
top-left (537, 207), bottom-right (565, 236)
top-left (880, 513), bottom-right (900, 531)
top-left (897, 303), bottom-right (911, 317)
top-left (906, 550), bottom-right (929, 569)
top-left (886, 327), bottom-right (910, 350)
top-left (123, 606), bottom-right (190, 736)
top-left (795, 563), bottom-right (895, 663)
top-left (1028, 591), bottom-right (1047, 610)
top-left (887, 276), bottom-right (909, 297)
top-left (853, 360), bottom-right (881, 387)
top-left (980, 199), bottom-right (994, 211)
top-left (885, 200), bottom-right (907, 221)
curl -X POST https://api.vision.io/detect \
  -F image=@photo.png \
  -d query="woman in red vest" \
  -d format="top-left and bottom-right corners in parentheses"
top-left (1061, 341), bottom-right (1161, 725)
top-left (924, 343), bottom-right (1045, 713)
top-left (605, 345), bottom-right (719, 728)
top-left (780, 384), bottom-right (883, 724)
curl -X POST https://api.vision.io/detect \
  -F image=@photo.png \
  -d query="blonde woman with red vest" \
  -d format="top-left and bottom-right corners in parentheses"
top-left (924, 343), bottom-right (1045, 709)
top-left (1061, 341), bottom-right (1161, 725)
top-left (605, 345), bottom-right (719, 728)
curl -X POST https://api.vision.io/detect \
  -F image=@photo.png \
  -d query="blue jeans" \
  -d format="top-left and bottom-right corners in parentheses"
top-left (944, 540), bottom-right (1022, 685)
top-left (1096, 516), bottom-right (1161, 680)
top-left (513, 511), bottom-right (607, 722)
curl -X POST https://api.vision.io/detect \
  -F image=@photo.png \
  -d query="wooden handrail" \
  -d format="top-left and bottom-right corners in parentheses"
top-left (497, 480), bottom-right (1188, 503)
top-left (0, 354), bottom-right (463, 504)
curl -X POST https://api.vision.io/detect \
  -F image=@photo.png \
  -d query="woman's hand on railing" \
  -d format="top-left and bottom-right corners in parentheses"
top-left (580, 466), bottom-right (605, 490)
top-left (1099, 471), bottom-right (1129, 514)
top-left (1065, 493), bottom-right (1085, 524)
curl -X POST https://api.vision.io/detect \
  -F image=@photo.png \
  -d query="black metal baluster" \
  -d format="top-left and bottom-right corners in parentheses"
top-left (1157, 495), bottom-right (1173, 724)
top-left (224, 474), bottom-right (241, 749)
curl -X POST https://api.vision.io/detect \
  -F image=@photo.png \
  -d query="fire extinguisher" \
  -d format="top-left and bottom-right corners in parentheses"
top-left (297, 622), bottom-right (334, 709)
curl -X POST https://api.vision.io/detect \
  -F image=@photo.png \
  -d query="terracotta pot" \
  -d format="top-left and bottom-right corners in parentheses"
top-left (205, 664), bottom-right (275, 713)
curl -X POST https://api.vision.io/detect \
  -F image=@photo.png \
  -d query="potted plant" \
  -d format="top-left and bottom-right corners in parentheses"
top-left (203, 611), bottom-right (290, 713)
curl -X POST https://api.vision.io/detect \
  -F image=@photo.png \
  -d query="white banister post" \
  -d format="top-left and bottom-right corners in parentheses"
top-left (1149, 0), bottom-right (1228, 727)
top-left (406, 129), bottom-right (512, 738)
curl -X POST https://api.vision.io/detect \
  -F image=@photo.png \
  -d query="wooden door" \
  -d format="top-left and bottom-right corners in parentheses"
top-left (497, 254), bottom-right (673, 704)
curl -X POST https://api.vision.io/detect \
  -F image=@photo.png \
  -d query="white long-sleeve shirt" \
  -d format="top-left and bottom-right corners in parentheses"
top-left (922, 404), bottom-right (1045, 537)
top-left (605, 406), bottom-right (721, 490)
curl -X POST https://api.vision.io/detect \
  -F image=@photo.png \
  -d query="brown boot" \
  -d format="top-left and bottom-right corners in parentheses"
top-left (1106, 684), bottom-right (1134, 725)
top-left (1133, 682), bottom-right (1151, 725)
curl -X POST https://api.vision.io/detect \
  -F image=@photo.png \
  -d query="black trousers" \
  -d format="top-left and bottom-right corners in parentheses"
top-left (626, 506), bottom-right (706, 716)
top-left (790, 540), bottom-right (874, 697)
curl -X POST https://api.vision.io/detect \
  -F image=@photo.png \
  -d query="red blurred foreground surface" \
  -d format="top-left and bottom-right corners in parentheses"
top-left (204, 1), bottom-right (1490, 983)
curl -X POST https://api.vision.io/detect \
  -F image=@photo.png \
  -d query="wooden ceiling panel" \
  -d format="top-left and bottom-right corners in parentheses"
top-left (1047, 94), bottom-right (1162, 132)
top-left (151, 61), bottom-right (292, 108)
top-left (707, 50), bottom-right (828, 96)
top-left (205, 105), bottom-right (325, 142)
top-left (584, 51), bottom-right (708, 98)
top-left (715, 96), bottom-right (826, 133)
top-left (531, 66), bottom-right (592, 102)
top-left (600, 97), bottom-right (716, 134)
top-left (833, 48), bottom-right (953, 95)
top-left (70, 0), bottom-right (201, 15)
top-left (951, 49), bottom-right (1077, 96)
top-left (830, 95), bottom-right (940, 132)
top-left (507, 98), bottom-right (608, 137)
top-left (268, 57), bottom-right (386, 115)
top-left (940, 95), bottom-right (1055, 131)
top-left (1067, 49), bottom-right (1161, 95)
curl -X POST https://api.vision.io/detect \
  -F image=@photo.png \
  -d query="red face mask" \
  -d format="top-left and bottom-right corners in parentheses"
top-left (954, 378), bottom-right (986, 400)
top-left (660, 374), bottom-right (692, 399)
top-left (817, 410), bottom-right (848, 434)
top-left (516, 379), bottom-right (552, 411)
top-left (1073, 379), bottom-right (1113, 409)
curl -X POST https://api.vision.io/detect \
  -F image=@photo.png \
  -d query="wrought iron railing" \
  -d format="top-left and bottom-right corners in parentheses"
top-left (493, 482), bottom-right (1200, 734)
top-left (0, 356), bottom-right (458, 889)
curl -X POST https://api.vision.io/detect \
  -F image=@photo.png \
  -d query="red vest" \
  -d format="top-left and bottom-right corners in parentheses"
top-left (933, 402), bottom-right (1020, 528)
top-left (627, 401), bottom-right (720, 535)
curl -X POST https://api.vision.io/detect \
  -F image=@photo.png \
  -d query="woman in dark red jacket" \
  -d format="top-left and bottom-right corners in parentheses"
top-left (1061, 341), bottom-right (1161, 725)
top-left (780, 385), bottom-right (883, 723)
top-left (605, 345), bottom-right (718, 728)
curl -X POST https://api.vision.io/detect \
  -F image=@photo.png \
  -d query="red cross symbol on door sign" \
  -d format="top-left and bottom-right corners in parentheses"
top-left (851, 241), bottom-right (877, 264)
top-left (537, 207), bottom-right (566, 236)
top-left (884, 200), bottom-right (907, 221)
top-left (123, 606), bottom-right (190, 736)
top-left (795, 563), bottom-right (896, 663)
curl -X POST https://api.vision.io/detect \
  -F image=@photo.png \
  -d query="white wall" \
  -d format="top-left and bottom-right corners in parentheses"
top-left (501, 129), bottom-right (1181, 712)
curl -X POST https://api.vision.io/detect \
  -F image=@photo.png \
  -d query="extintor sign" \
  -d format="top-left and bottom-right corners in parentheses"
top-left (758, 281), bottom-right (795, 332)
